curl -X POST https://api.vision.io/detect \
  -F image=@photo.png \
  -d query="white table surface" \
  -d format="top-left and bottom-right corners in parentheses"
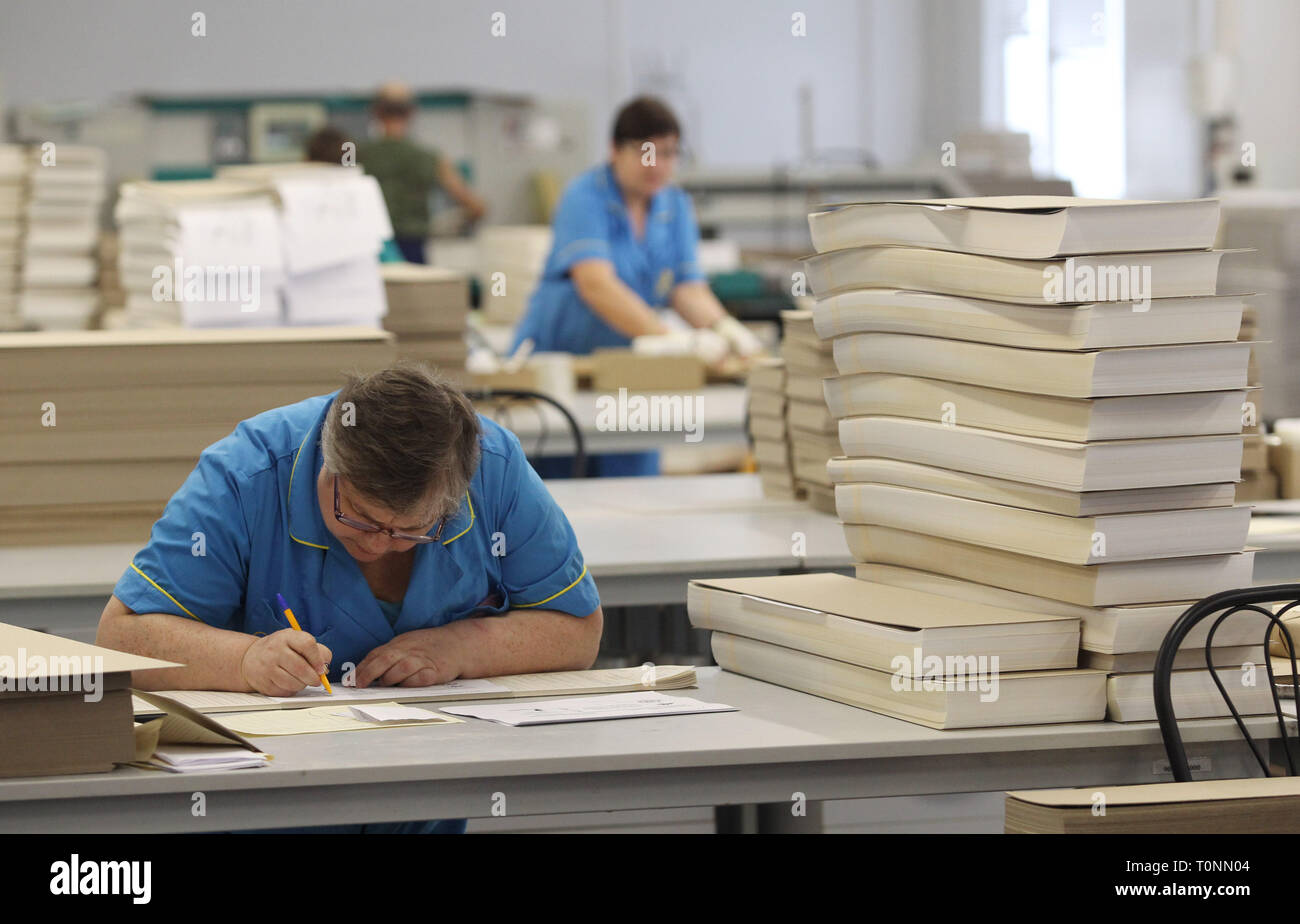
top-left (0, 667), bottom-right (1281, 832)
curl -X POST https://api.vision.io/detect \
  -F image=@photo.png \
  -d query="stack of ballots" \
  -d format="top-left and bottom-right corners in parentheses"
top-left (0, 145), bottom-right (25, 330)
top-left (380, 262), bottom-right (470, 377)
top-left (0, 326), bottom-right (395, 545)
top-left (746, 357), bottom-right (801, 499)
top-left (114, 179), bottom-right (286, 328)
top-left (780, 309), bottom-right (838, 513)
top-left (803, 196), bottom-right (1268, 724)
top-left (20, 144), bottom-right (107, 330)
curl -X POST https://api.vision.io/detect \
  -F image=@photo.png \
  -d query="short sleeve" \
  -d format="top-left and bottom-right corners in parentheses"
top-left (671, 189), bottom-right (706, 284)
top-left (549, 182), bottom-right (614, 274)
top-left (492, 432), bottom-right (600, 617)
top-left (112, 447), bottom-right (252, 630)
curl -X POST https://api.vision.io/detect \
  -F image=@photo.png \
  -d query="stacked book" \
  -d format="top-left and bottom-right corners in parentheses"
top-left (476, 225), bottom-right (552, 324)
top-left (380, 262), bottom-right (470, 377)
top-left (802, 196), bottom-right (1267, 724)
top-left (0, 326), bottom-right (396, 545)
top-left (688, 572), bottom-right (1106, 729)
top-left (20, 144), bottom-right (107, 330)
top-left (746, 357), bottom-right (801, 499)
top-left (114, 179), bottom-right (286, 328)
top-left (780, 309), bottom-right (838, 513)
top-left (0, 145), bottom-right (25, 330)
top-left (0, 622), bottom-right (174, 778)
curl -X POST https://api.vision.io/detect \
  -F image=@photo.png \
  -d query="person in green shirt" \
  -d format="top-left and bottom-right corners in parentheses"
top-left (358, 81), bottom-right (487, 263)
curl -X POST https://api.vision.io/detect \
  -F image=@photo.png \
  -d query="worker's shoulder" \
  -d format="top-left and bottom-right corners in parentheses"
top-left (475, 414), bottom-right (525, 464)
top-left (560, 164), bottom-right (617, 206)
top-left (201, 393), bottom-right (335, 483)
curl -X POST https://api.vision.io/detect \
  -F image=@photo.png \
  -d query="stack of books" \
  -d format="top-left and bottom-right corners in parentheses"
top-left (804, 196), bottom-right (1267, 724)
top-left (780, 309), bottom-right (839, 512)
top-left (380, 262), bottom-right (470, 376)
top-left (688, 572), bottom-right (1106, 729)
top-left (0, 145), bottom-right (25, 330)
top-left (0, 326), bottom-right (395, 545)
top-left (20, 145), bottom-right (107, 330)
top-left (476, 225), bottom-right (552, 324)
top-left (114, 179), bottom-right (286, 328)
top-left (96, 231), bottom-right (126, 324)
top-left (0, 622), bottom-right (174, 778)
top-left (745, 357), bottom-right (801, 499)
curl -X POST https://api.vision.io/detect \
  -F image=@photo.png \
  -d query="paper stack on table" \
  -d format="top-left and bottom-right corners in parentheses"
top-left (746, 357), bottom-right (801, 500)
top-left (20, 145), bottom-right (107, 330)
top-left (381, 262), bottom-right (470, 378)
top-left (114, 178), bottom-right (286, 328)
top-left (0, 325), bottom-right (395, 545)
top-left (798, 196), bottom-right (1268, 725)
top-left (475, 225), bottom-right (552, 324)
top-left (0, 145), bottom-right (26, 330)
top-left (440, 691), bottom-right (737, 726)
top-left (779, 309), bottom-right (838, 513)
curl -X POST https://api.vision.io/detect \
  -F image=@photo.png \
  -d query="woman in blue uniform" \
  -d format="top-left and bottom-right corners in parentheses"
top-left (512, 96), bottom-right (759, 476)
top-left (96, 363), bottom-right (602, 833)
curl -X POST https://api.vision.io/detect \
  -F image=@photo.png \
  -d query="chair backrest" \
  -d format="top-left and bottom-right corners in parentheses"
top-left (1154, 584), bottom-right (1300, 782)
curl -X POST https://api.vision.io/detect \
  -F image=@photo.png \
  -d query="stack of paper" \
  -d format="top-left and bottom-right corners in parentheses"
top-left (800, 196), bottom-right (1270, 724)
top-left (131, 689), bottom-right (269, 771)
top-left (380, 262), bottom-right (470, 375)
top-left (746, 357), bottom-right (800, 499)
top-left (96, 231), bottom-right (125, 322)
top-left (687, 572), bottom-right (1106, 729)
top-left (0, 326), bottom-right (396, 544)
top-left (475, 225), bottom-right (552, 324)
top-left (20, 145), bottom-right (107, 330)
top-left (114, 179), bottom-right (286, 328)
top-left (779, 309), bottom-right (838, 512)
top-left (0, 623), bottom-right (176, 778)
top-left (0, 145), bottom-right (25, 330)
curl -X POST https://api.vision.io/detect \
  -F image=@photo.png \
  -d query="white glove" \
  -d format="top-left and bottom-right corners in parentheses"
top-left (690, 329), bottom-right (730, 365)
top-left (713, 315), bottom-right (764, 358)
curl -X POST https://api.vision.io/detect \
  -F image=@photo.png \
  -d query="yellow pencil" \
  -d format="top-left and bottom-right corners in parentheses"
top-left (275, 592), bottom-right (332, 693)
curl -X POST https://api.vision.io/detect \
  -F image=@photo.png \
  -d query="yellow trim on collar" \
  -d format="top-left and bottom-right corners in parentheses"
top-left (288, 427), bottom-right (329, 550)
top-left (514, 564), bottom-right (589, 609)
top-left (129, 563), bottom-right (201, 621)
top-left (442, 492), bottom-right (475, 545)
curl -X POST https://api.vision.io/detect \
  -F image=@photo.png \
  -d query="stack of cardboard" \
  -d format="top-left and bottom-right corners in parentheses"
top-left (746, 357), bottom-right (800, 499)
top-left (380, 262), bottom-right (470, 376)
top-left (801, 196), bottom-right (1265, 724)
top-left (20, 144), bottom-right (106, 330)
top-left (0, 622), bottom-right (174, 778)
top-left (114, 179), bottom-right (286, 328)
top-left (476, 225), bottom-right (552, 324)
top-left (779, 309), bottom-right (838, 512)
top-left (0, 145), bottom-right (25, 330)
top-left (0, 326), bottom-right (396, 545)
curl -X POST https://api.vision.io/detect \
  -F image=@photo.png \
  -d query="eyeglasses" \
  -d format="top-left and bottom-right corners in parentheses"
top-left (333, 476), bottom-right (445, 544)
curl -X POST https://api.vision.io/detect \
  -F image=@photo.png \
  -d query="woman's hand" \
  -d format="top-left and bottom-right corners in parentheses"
top-left (352, 628), bottom-right (458, 688)
top-left (239, 629), bottom-right (332, 696)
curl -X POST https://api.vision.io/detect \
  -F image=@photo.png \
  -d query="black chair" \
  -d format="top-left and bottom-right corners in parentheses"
top-left (464, 387), bottom-right (587, 479)
top-left (1154, 584), bottom-right (1300, 781)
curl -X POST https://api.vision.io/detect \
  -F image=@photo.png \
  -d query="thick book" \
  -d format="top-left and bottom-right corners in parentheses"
top-left (853, 563), bottom-right (1264, 653)
top-left (687, 573), bottom-right (1080, 675)
top-left (834, 483), bottom-right (1251, 564)
top-left (812, 289), bottom-right (1245, 350)
top-left (807, 197), bottom-right (1221, 259)
top-left (1081, 646), bottom-right (1263, 673)
top-left (804, 246), bottom-right (1245, 303)
top-left (828, 458), bottom-right (1236, 517)
top-left (831, 333), bottom-right (1250, 398)
top-left (846, 527), bottom-right (1257, 608)
top-left (1005, 778), bottom-right (1300, 834)
top-left (824, 373), bottom-right (1247, 441)
top-left (1106, 668), bottom-right (1275, 723)
top-left (837, 417), bottom-right (1243, 491)
top-left (710, 632), bottom-right (1107, 729)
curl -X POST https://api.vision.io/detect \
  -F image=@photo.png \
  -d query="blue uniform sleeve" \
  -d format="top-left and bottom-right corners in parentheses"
top-left (548, 182), bottom-right (614, 275)
top-left (671, 189), bottom-right (706, 285)
top-left (493, 432), bottom-right (600, 617)
top-left (112, 447), bottom-right (252, 630)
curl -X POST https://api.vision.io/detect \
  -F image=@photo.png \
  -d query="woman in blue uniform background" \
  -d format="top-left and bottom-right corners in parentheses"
top-left (511, 96), bottom-right (759, 477)
top-left (96, 363), bottom-right (602, 833)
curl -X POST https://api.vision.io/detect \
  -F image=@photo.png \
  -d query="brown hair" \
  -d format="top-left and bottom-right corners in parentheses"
top-left (612, 96), bottom-right (681, 146)
top-left (305, 126), bottom-right (351, 164)
top-left (320, 362), bottom-right (481, 518)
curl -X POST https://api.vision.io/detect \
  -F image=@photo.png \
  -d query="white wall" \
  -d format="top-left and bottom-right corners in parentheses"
top-left (1227, 0), bottom-right (1300, 189)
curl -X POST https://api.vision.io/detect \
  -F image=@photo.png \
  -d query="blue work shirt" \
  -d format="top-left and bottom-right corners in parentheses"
top-left (113, 393), bottom-right (601, 679)
top-left (510, 163), bottom-right (707, 355)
